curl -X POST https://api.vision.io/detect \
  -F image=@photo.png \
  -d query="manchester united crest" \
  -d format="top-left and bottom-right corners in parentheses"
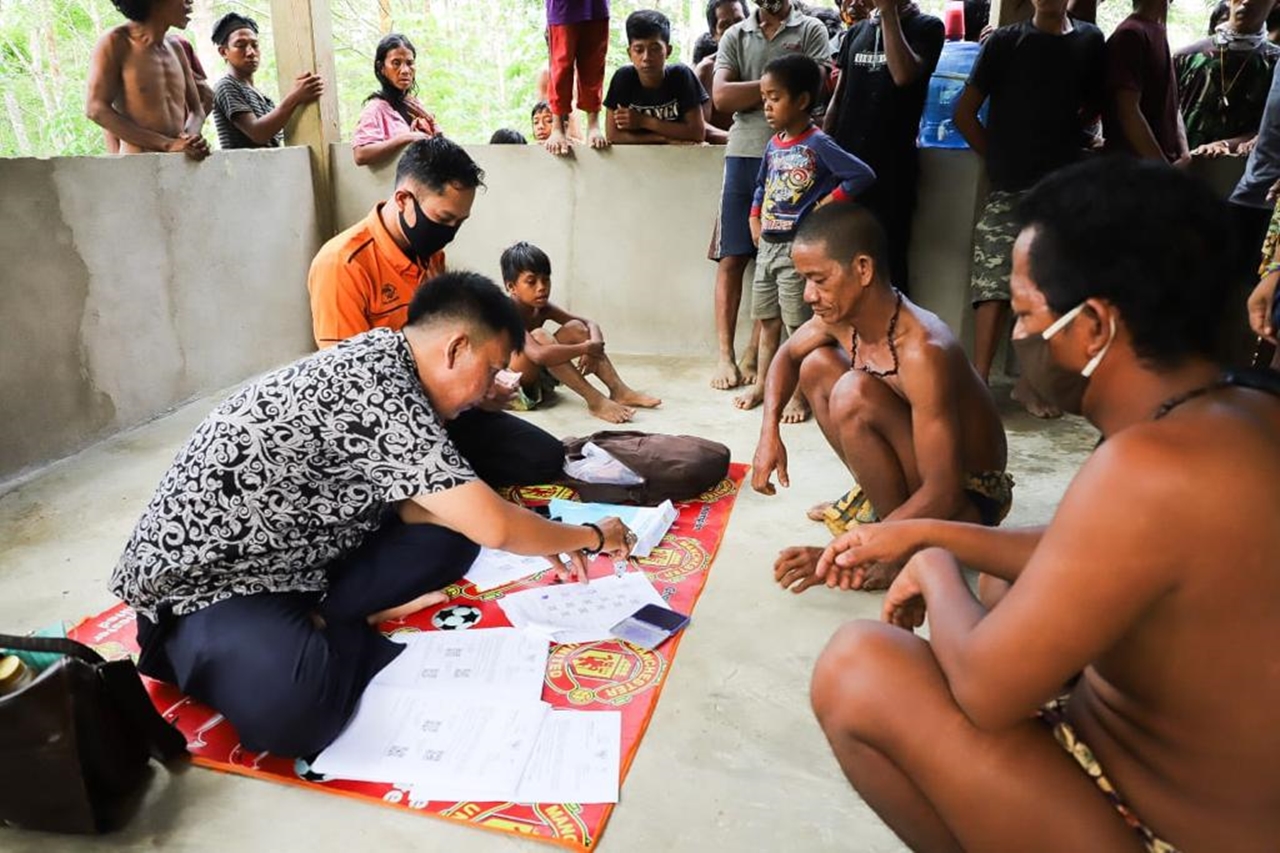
top-left (639, 536), bottom-right (709, 585)
top-left (545, 641), bottom-right (665, 707)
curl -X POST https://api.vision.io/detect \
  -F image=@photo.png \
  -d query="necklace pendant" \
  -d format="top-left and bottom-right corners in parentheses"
top-left (1222, 94), bottom-right (1230, 109)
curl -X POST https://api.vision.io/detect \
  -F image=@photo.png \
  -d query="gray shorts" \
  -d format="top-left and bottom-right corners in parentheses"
top-left (752, 238), bottom-right (812, 329)
top-left (970, 189), bottom-right (1026, 304)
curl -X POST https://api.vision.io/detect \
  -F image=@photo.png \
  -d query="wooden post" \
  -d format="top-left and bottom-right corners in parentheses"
top-left (269, 0), bottom-right (341, 236)
top-left (989, 0), bottom-right (1033, 27)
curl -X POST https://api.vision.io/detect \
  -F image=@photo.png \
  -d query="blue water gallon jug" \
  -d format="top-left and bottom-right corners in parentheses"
top-left (918, 40), bottom-right (982, 149)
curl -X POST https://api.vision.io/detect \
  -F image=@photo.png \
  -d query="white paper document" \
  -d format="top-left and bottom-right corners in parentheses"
top-left (371, 628), bottom-right (549, 700)
top-left (548, 499), bottom-right (678, 558)
top-left (463, 548), bottom-right (555, 592)
top-left (497, 571), bottom-right (667, 644)
top-left (311, 686), bottom-right (549, 796)
top-left (513, 711), bottom-right (622, 804)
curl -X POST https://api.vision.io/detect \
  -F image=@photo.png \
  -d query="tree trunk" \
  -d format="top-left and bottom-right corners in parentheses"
top-left (4, 91), bottom-right (33, 157)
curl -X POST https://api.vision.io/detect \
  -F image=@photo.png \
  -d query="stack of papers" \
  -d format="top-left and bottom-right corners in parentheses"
top-left (548, 499), bottom-right (678, 558)
top-left (464, 548), bottom-right (554, 593)
top-left (498, 572), bottom-right (668, 645)
top-left (312, 628), bottom-right (621, 803)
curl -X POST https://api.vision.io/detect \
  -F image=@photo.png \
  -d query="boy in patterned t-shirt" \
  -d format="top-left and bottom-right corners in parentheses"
top-left (737, 54), bottom-right (875, 422)
top-left (210, 12), bottom-right (323, 150)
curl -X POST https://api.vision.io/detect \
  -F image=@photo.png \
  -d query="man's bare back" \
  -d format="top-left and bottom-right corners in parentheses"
top-left (87, 17), bottom-right (208, 159)
top-left (1060, 387), bottom-right (1280, 850)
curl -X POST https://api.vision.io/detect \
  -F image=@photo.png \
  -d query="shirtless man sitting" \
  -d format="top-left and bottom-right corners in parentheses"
top-left (87, 0), bottom-right (210, 160)
top-left (808, 157), bottom-right (1280, 853)
top-left (751, 202), bottom-right (1009, 591)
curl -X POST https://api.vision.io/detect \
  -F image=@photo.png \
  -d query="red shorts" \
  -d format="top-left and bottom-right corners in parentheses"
top-left (547, 19), bottom-right (608, 115)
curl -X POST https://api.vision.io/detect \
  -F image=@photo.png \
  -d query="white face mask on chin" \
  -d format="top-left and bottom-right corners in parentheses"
top-left (1214, 22), bottom-right (1267, 51)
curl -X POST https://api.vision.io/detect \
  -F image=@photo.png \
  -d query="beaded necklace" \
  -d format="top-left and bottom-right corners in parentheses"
top-left (850, 288), bottom-right (904, 377)
top-left (1152, 377), bottom-right (1229, 420)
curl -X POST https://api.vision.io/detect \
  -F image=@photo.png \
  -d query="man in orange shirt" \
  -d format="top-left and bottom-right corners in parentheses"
top-left (309, 137), bottom-right (478, 345)
top-left (309, 137), bottom-right (565, 487)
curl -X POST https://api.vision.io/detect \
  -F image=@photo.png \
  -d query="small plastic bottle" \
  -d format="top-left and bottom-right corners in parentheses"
top-left (0, 655), bottom-right (33, 696)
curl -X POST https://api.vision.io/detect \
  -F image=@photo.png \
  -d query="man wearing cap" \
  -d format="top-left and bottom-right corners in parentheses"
top-left (210, 12), bottom-right (324, 149)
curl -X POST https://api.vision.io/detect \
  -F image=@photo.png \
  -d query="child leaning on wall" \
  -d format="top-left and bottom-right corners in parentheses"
top-left (603, 9), bottom-right (708, 144)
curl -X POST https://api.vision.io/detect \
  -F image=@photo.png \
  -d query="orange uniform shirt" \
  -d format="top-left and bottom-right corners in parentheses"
top-left (307, 204), bottom-right (446, 347)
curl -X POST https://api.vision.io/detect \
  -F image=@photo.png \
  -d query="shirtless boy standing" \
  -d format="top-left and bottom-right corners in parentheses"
top-left (751, 202), bottom-right (1009, 591)
top-left (87, 0), bottom-right (210, 160)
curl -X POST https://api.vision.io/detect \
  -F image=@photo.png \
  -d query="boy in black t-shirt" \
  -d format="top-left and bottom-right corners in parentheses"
top-left (604, 10), bottom-right (708, 144)
top-left (824, 0), bottom-right (944, 296)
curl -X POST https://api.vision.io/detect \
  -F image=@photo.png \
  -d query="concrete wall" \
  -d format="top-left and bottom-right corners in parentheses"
top-left (2, 144), bottom-right (1249, 482)
top-left (0, 149), bottom-right (320, 483)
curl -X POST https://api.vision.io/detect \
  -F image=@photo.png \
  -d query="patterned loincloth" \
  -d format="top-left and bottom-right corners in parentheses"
top-left (1039, 697), bottom-right (1182, 853)
top-left (821, 471), bottom-right (1015, 535)
top-left (509, 369), bottom-right (560, 412)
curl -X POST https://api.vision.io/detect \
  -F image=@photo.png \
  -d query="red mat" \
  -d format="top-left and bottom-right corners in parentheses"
top-left (69, 464), bottom-right (747, 851)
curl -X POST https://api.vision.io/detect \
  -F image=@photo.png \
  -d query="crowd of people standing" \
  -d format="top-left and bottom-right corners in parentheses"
top-left (76, 1), bottom-right (1280, 852)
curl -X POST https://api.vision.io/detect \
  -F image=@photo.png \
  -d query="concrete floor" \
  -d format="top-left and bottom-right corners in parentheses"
top-left (0, 355), bottom-right (1096, 852)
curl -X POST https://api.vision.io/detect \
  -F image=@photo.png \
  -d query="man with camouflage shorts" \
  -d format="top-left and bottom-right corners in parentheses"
top-left (953, 0), bottom-right (1104, 416)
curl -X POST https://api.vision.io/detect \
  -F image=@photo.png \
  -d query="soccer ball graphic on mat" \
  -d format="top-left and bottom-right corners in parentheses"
top-left (432, 605), bottom-right (482, 630)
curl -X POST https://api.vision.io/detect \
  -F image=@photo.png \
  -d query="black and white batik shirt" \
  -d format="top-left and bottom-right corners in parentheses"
top-left (111, 328), bottom-right (474, 620)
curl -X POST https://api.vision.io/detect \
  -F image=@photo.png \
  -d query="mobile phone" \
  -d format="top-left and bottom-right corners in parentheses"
top-left (609, 604), bottom-right (690, 650)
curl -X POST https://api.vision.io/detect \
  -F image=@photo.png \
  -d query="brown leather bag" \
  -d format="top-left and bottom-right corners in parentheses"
top-left (561, 431), bottom-right (731, 505)
top-left (0, 633), bottom-right (187, 833)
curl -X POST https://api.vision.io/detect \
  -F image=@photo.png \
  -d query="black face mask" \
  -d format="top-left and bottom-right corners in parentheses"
top-left (398, 194), bottom-right (459, 264)
top-left (1010, 302), bottom-right (1115, 416)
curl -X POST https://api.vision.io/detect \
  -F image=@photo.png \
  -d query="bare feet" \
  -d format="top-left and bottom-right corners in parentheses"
top-left (733, 383), bottom-right (764, 410)
top-left (774, 546), bottom-right (826, 593)
top-left (543, 127), bottom-right (572, 156)
top-left (586, 116), bottom-right (609, 150)
top-left (1012, 376), bottom-right (1062, 419)
top-left (367, 589), bottom-right (450, 624)
top-left (806, 501), bottom-right (833, 522)
top-left (612, 388), bottom-right (662, 408)
top-left (848, 562), bottom-right (899, 591)
top-left (711, 357), bottom-right (743, 390)
top-left (589, 397), bottom-right (635, 423)
top-left (781, 394), bottom-right (811, 424)
top-left (738, 353), bottom-right (758, 386)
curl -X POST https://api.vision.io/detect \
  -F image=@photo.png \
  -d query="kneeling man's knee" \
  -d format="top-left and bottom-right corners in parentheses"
top-left (234, 680), bottom-right (354, 758)
top-left (828, 372), bottom-right (881, 425)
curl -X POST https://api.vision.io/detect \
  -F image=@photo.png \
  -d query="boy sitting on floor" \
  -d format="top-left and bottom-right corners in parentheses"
top-left (501, 242), bottom-right (661, 423)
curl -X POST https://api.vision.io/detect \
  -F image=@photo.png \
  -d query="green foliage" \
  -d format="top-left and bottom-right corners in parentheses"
top-left (0, 0), bottom-right (1228, 158)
